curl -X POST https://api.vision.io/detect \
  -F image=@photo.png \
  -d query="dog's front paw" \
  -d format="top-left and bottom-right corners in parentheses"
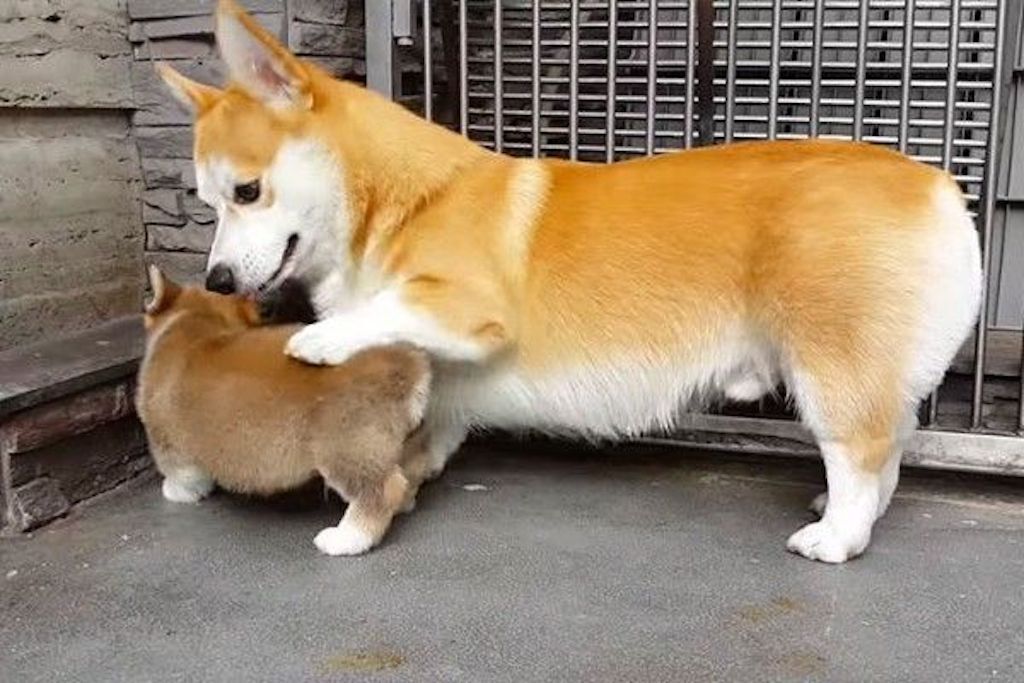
top-left (285, 322), bottom-right (361, 366)
top-left (786, 520), bottom-right (865, 564)
top-left (313, 524), bottom-right (376, 556)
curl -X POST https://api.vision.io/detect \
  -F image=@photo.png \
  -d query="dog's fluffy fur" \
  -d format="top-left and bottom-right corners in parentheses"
top-left (136, 267), bottom-right (432, 556)
top-left (153, 0), bottom-right (982, 563)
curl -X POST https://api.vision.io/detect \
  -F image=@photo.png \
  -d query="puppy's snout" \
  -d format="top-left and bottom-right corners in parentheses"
top-left (205, 264), bottom-right (236, 295)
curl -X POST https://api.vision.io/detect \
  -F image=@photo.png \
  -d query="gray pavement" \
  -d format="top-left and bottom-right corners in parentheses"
top-left (2, 440), bottom-right (1023, 682)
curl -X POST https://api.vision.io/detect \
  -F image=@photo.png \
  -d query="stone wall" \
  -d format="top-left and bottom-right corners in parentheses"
top-left (128, 0), bottom-right (366, 285)
top-left (0, 0), bottom-right (144, 352)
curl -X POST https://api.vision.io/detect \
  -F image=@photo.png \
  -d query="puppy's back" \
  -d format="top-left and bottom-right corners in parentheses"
top-left (142, 320), bottom-right (430, 453)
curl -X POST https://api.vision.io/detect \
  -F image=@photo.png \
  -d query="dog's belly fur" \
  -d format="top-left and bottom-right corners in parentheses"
top-left (432, 330), bottom-right (776, 438)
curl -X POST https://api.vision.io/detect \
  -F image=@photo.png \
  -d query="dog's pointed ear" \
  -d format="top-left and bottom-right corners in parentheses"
top-left (216, 0), bottom-right (313, 109)
top-left (145, 264), bottom-right (183, 315)
top-left (155, 62), bottom-right (222, 114)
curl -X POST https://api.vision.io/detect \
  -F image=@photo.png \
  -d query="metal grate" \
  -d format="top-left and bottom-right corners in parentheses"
top-left (367, 0), bottom-right (1024, 467)
top-left (437, 1), bottom-right (1004, 200)
top-left (457, 1), bottom-right (702, 160)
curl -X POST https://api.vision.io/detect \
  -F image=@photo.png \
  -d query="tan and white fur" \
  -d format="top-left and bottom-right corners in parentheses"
top-left (155, 0), bottom-right (982, 563)
top-left (136, 266), bottom-right (432, 556)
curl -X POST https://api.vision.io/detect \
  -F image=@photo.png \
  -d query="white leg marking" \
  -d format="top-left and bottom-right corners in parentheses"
top-left (161, 467), bottom-right (215, 504)
top-left (804, 412), bottom-right (911, 526)
top-left (313, 517), bottom-right (376, 557)
top-left (787, 442), bottom-right (880, 563)
top-left (285, 289), bottom-right (486, 366)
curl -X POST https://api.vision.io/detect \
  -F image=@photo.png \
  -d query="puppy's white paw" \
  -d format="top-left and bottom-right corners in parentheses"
top-left (313, 524), bottom-right (376, 556)
top-left (786, 521), bottom-right (865, 564)
top-left (162, 476), bottom-right (213, 504)
top-left (808, 492), bottom-right (828, 517)
top-left (285, 323), bottom-right (362, 366)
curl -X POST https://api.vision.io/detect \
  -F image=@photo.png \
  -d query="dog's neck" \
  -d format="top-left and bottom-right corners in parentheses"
top-left (311, 72), bottom-right (490, 264)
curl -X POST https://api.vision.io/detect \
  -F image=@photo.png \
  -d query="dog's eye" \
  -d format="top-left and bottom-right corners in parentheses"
top-left (233, 180), bottom-right (261, 205)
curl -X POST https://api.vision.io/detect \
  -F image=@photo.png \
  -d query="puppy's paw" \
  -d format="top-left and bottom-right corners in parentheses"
top-left (285, 323), bottom-right (362, 366)
top-left (785, 520), bottom-right (865, 564)
top-left (313, 524), bottom-right (376, 556)
top-left (162, 475), bottom-right (213, 504)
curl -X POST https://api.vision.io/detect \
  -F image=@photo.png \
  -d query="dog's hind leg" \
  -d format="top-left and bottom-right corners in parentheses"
top-left (808, 413), bottom-right (915, 521)
top-left (313, 468), bottom-right (410, 557)
top-left (784, 358), bottom-right (915, 563)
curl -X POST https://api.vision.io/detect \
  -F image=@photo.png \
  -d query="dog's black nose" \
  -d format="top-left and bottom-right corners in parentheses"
top-left (205, 264), bottom-right (236, 295)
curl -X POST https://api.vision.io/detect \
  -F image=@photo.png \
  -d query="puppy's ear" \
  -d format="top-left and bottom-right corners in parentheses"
top-left (145, 264), bottom-right (183, 315)
top-left (216, 0), bottom-right (313, 109)
top-left (155, 62), bottom-right (222, 114)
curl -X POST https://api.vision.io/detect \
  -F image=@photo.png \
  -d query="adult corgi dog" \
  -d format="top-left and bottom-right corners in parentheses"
top-left (136, 266), bottom-right (432, 556)
top-left (155, 0), bottom-right (981, 562)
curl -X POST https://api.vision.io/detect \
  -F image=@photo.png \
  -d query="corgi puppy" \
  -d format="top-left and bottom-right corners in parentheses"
top-left (154, 0), bottom-right (981, 562)
top-left (135, 266), bottom-right (432, 556)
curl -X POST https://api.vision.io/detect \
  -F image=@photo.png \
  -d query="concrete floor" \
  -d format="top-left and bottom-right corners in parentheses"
top-left (2, 440), bottom-right (1024, 683)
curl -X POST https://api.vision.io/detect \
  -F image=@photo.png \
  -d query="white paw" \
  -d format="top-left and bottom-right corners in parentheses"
top-left (786, 521), bottom-right (866, 564)
top-left (162, 476), bottom-right (213, 504)
top-left (313, 524), bottom-right (376, 556)
top-left (285, 323), bottom-right (364, 366)
top-left (808, 492), bottom-right (828, 517)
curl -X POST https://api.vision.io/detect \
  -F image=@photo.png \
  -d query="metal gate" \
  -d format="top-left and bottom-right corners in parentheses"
top-left (366, 0), bottom-right (1024, 475)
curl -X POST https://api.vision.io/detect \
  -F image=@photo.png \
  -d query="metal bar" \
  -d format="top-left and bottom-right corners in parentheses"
top-left (688, 0), bottom-right (706, 148)
top-left (725, 0), bottom-right (739, 142)
top-left (570, 0), bottom-right (580, 160)
top-left (1, 436), bottom-right (13, 529)
top-left (494, 0), bottom-right (504, 153)
top-left (459, 0), bottom-right (468, 135)
top-left (393, 0), bottom-right (414, 41)
top-left (768, 0), bottom-right (782, 139)
top-left (809, 0), bottom-right (825, 136)
top-left (942, 0), bottom-right (963, 170)
top-left (366, 0), bottom-right (395, 97)
top-left (1019, 296), bottom-right (1024, 432)
top-left (897, 0), bottom-right (916, 153)
top-left (532, 0), bottom-right (541, 157)
top-left (647, 0), bottom-right (658, 154)
top-left (606, 0), bottom-right (618, 162)
top-left (423, 0), bottom-right (433, 121)
top-left (929, 0), bottom-right (946, 433)
top-left (1019, 240), bottom-right (1024, 432)
top-left (971, 0), bottom-right (1007, 428)
top-left (853, 0), bottom-right (870, 140)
